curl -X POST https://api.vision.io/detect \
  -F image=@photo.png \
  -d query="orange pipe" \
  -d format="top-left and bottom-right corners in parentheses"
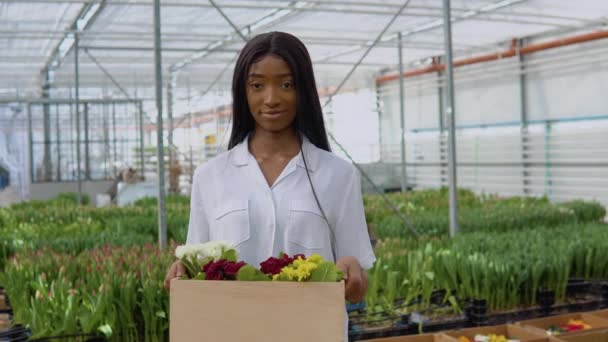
top-left (376, 30), bottom-right (608, 85)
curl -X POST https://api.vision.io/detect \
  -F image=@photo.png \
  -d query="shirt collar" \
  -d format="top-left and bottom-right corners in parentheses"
top-left (230, 134), bottom-right (318, 173)
top-left (296, 136), bottom-right (317, 173)
top-left (230, 136), bottom-right (250, 166)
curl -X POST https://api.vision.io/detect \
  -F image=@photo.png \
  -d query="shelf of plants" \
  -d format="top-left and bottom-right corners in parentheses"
top-left (0, 189), bottom-right (606, 341)
top-left (0, 286), bottom-right (31, 341)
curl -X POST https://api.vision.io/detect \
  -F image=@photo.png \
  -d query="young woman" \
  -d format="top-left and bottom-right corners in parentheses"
top-left (164, 31), bottom-right (375, 304)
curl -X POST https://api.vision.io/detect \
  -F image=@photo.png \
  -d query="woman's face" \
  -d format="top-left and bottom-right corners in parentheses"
top-left (246, 54), bottom-right (297, 135)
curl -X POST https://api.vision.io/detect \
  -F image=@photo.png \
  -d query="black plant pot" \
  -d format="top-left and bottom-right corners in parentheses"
top-left (467, 299), bottom-right (488, 326)
top-left (472, 298), bottom-right (487, 315)
top-left (464, 299), bottom-right (474, 322)
top-left (537, 288), bottom-right (555, 316)
top-left (601, 283), bottom-right (608, 309)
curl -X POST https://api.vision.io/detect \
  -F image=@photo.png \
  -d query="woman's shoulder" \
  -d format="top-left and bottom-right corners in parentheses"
top-left (192, 149), bottom-right (233, 182)
top-left (311, 145), bottom-right (357, 179)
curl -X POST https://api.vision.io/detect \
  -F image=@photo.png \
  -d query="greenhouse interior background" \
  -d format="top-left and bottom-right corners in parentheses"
top-left (1, 0), bottom-right (608, 341)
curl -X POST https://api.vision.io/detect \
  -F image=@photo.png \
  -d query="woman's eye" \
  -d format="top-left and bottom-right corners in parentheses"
top-left (250, 82), bottom-right (262, 89)
top-left (282, 81), bottom-right (293, 89)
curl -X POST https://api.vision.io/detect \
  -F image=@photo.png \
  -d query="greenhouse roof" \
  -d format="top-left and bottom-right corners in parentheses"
top-left (1, 0), bottom-right (608, 100)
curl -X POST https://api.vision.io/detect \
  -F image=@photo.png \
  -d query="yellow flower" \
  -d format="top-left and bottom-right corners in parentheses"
top-left (307, 254), bottom-right (323, 264)
top-left (276, 257), bottom-right (321, 281)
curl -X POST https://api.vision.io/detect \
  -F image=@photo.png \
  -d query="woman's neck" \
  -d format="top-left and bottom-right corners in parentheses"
top-left (248, 129), bottom-right (301, 159)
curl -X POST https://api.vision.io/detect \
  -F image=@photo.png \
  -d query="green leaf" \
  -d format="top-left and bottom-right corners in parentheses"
top-left (98, 324), bottom-right (113, 337)
top-left (277, 273), bottom-right (292, 281)
top-left (200, 256), bottom-right (213, 267)
top-left (156, 311), bottom-right (166, 319)
top-left (310, 261), bottom-right (340, 282)
top-left (236, 265), bottom-right (270, 281)
top-left (193, 272), bottom-right (206, 280)
top-left (222, 249), bottom-right (237, 262)
top-left (447, 295), bottom-right (461, 313)
top-left (180, 257), bottom-right (197, 278)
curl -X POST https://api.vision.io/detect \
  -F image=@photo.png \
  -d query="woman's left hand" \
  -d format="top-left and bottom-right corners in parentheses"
top-left (336, 256), bottom-right (368, 303)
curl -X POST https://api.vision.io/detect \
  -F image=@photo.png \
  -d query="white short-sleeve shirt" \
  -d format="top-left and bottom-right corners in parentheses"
top-left (186, 136), bottom-right (376, 270)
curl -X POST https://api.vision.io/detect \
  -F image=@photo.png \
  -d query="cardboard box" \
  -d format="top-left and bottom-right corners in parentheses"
top-left (0, 313), bottom-right (10, 332)
top-left (588, 309), bottom-right (608, 321)
top-left (170, 280), bottom-right (345, 342)
top-left (517, 313), bottom-right (608, 337)
top-left (366, 333), bottom-right (454, 342)
top-left (548, 328), bottom-right (608, 342)
top-left (443, 324), bottom-right (548, 342)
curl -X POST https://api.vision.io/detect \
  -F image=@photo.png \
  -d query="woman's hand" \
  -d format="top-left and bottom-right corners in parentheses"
top-left (336, 256), bottom-right (368, 303)
top-left (163, 260), bottom-right (185, 292)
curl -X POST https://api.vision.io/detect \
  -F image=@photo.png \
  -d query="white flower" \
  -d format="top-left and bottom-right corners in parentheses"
top-left (175, 241), bottom-right (234, 260)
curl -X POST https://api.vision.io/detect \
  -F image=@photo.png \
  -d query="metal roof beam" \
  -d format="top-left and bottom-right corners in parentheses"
top-left (317, 0), bottom-right (532, 63)
top-left (1, 0), bottom-right (597, 29)
top-left (382, 0), bottom-right (532, 44)
top-left (170, 1), bottom-right (312, 72)
top-left (43, 0), bottom-right (106, 72)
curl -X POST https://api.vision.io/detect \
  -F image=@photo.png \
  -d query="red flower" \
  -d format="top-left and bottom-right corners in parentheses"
top-left (224, 261), bottom-right (246, 279)
top-left (203, 259), bottom-right (228, 280)
top-left (260, 257), bottom-right (287, 275)
top-left (202, 259), bottom-right (247, 280)
top-left (260, 253), bottom-right (305, 275)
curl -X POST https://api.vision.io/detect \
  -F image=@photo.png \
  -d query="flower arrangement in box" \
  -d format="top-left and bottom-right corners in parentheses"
top-left (175, 241), bottom-right (344, 282)
top-left (458, 335), bottom-right (520, 342)
top-left (546, 319), bottom-right (592, 335)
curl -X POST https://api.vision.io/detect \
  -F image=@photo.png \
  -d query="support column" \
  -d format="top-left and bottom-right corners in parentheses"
top-left (42, 69), bottom-right (52, 181)
top-left (56, 103), bottom-right (61, 181)
top-left (154, 0), bottom-right (168, 250)
top-left (74, 31), bottom-right (83, 204)
top-left (442, 0), bottom-right (460, 236)
top-left (112, 102), bottom-right (117, 175)
top-left (544, 121), bottom-right (553, 199)
top-left (375, 84), bottom-right (383, 162)
top-left (84, 102), bottom-right (90, 180)
top-left (27, 104), bottom-right (34, 183)
top-left (397, 32), bottom-right (407, 192)
top-left (437, 57), bottom-right (445, 134)
top-left (437, 56), bottom-right (448, 187)
top-left (518, 38), bottom-right (531, 196)
top-left (103, 102), bottom-right (109, 179)
top-left (187, 81), bottom-right (194, 184)
top-left (69, 88), bottom-right (75, 177)
top-left (138, 101), bottom-right (145, 179)
top-left (167, 81), bottom-right (174, 192)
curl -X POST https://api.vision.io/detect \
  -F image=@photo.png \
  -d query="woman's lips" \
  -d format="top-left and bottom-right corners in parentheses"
top-left (261, 110), bottom-right (286, 118)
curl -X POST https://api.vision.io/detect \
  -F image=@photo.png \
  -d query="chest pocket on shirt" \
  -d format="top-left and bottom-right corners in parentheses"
top-left (211, 199), bottom-right (250, 247)
top-left (287, 199), bottom-right (328, 250)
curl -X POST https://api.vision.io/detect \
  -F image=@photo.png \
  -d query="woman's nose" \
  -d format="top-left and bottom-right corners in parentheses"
top-left (263, 86), bottom-right (280, 107)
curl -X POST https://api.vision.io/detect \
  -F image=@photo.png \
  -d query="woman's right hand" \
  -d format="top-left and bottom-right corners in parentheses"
top-left (163, 260), bottom-right (185, 292)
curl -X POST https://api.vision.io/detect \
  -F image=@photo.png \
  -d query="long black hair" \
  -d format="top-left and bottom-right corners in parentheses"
top-left (228, 31), bottom-right (331, 151)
